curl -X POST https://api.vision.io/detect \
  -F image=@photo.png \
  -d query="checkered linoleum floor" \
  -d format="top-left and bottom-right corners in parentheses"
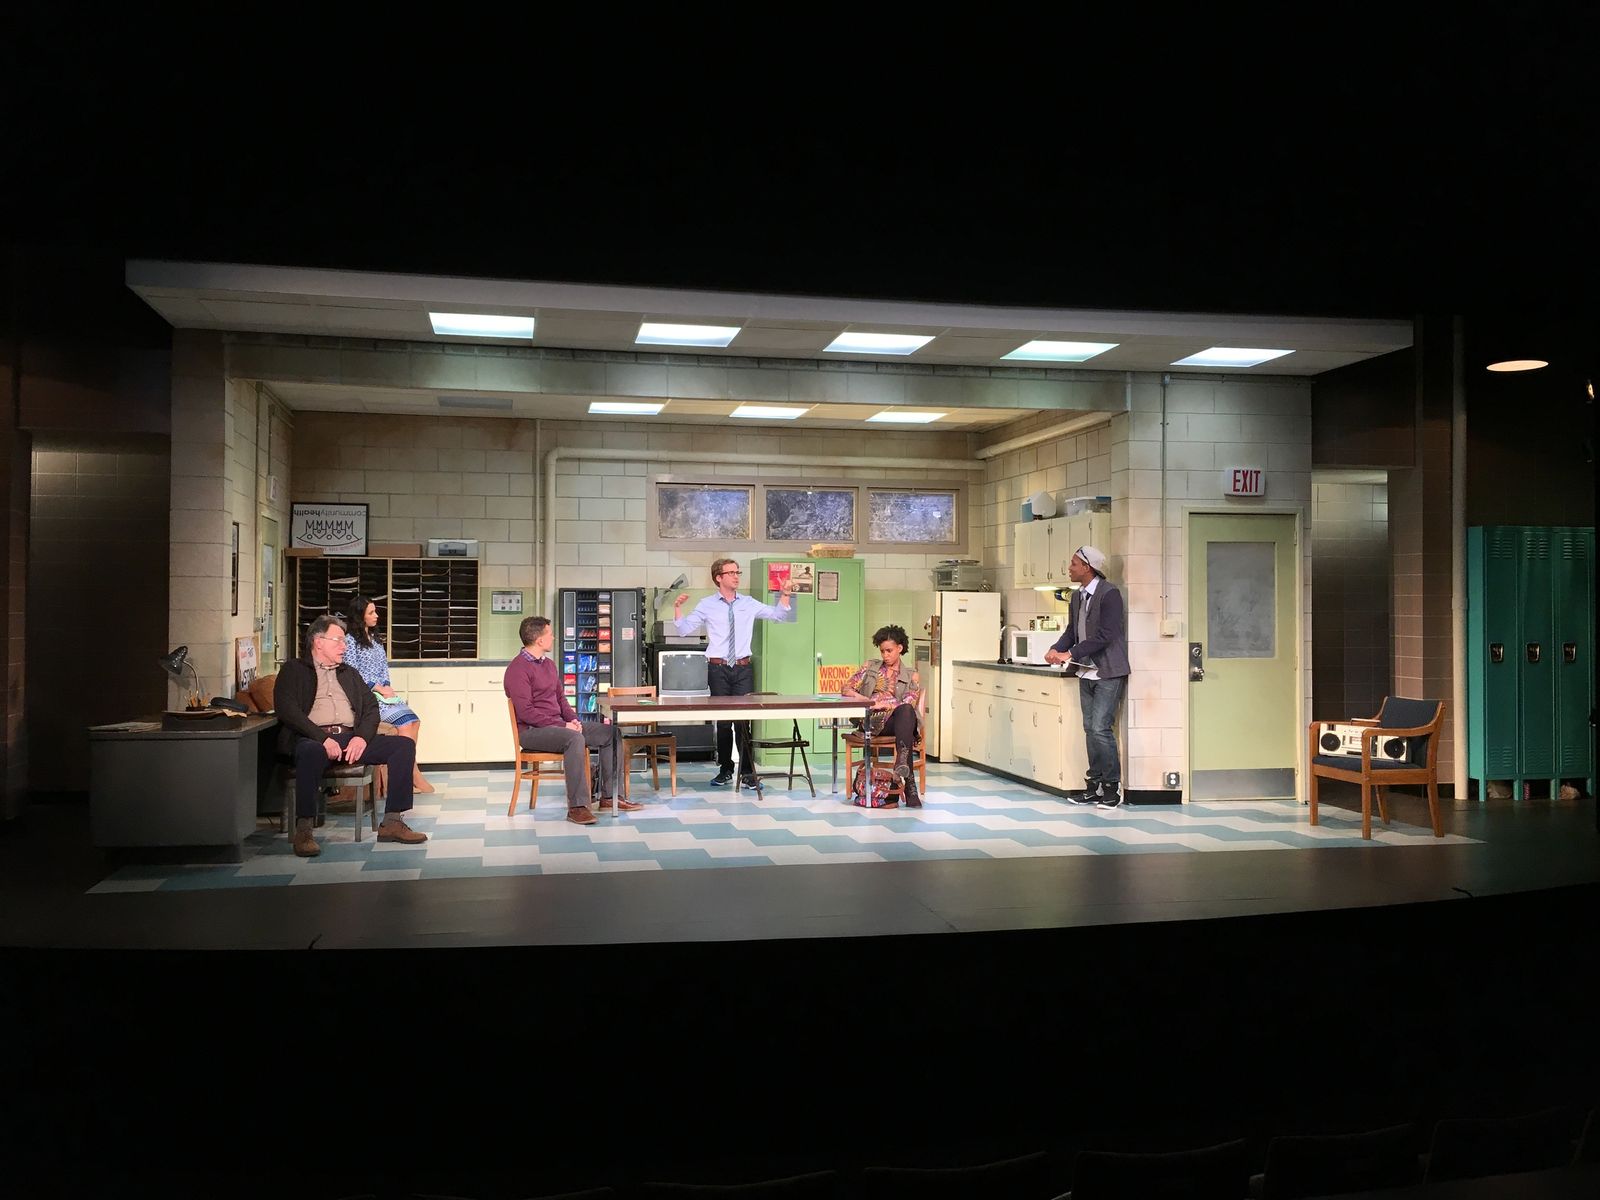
top-left (88, 761), bottom-right (1476, 893)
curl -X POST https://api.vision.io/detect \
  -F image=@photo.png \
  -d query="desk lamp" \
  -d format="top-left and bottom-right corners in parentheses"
top-left (158, 646), bottom-right (206, 711)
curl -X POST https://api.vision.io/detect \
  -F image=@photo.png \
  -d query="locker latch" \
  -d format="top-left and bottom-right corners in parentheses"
top-left (1526, 643), bottom-right (1541, 664)
top-left (1564, 642), bottom-right (1578, 663)
top-left (1489, 643), bottom-right (1504, 663)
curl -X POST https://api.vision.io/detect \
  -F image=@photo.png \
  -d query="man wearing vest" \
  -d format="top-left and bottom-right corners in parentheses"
top-left (1043, 544), bottom-right (1130, 808)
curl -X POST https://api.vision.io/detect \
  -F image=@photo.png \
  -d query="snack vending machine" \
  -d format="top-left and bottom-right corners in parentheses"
top-left (557, 587), bottom-right (644, 721)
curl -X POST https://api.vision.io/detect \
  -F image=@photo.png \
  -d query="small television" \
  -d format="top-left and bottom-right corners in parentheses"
top-left (658, 651), bottom-right (710, 697)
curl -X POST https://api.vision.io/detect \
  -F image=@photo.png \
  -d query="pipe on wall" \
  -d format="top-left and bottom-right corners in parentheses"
top-left (973, 411), bottom-right (1113, 460)
top-left (1451, 317), bottom-right (1467, 792)
top-left (541, 446), bottom-right (987, 609)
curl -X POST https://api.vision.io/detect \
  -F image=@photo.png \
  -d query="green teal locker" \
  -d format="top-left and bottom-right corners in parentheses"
top-left (1516, 527), bottom-right (1557, 778)
top-left (1554, 527), bottom-right (1595, 783)
top-left (1467, 526), bottom-right (1520, 782)
top-left (750, 557), bottom-right (865, 767)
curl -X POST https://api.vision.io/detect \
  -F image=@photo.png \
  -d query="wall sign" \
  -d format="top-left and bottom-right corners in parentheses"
top-left (290, 502), bottom-right (368, 556)
top-left (1222, 467), bottom-right (1266, 497)
top-left (490, 590), bottom-right (524, 614)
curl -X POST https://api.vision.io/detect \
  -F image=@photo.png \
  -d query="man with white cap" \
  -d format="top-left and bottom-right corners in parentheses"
top-left (1043, 545), bottom-right (1130, 807)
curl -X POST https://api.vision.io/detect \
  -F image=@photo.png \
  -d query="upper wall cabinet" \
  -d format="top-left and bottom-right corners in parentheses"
top-left (1012, 514), bottom-right (1111, 588)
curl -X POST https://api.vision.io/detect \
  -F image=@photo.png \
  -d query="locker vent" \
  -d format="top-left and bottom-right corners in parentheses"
top-left (1525, 533), bottom-right (1550, 559)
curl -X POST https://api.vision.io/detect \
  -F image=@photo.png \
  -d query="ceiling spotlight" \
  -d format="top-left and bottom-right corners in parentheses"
top-left (1485, 359), bottom-right (1549, 372)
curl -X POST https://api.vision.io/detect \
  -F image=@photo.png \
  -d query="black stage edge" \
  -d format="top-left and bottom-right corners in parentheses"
top-left (4, 883), bottom-right (1597, 1197)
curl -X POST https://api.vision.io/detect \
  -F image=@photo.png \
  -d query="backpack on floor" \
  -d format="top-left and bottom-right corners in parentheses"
top-left (850, 762), bottom-right (901, 808)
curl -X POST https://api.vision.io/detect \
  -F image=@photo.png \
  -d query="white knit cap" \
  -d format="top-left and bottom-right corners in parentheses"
top-left (1075, 545), bottom-right (1108, 575)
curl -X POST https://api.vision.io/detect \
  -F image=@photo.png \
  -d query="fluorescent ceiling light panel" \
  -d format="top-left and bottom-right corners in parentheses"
top-left (731, 404), bottom-right (808, 420)
top-left (824, 332), bottom-right (935, 355)
top-left (1002, 340), bottom-right (1119, 362)
top-left (866, 411), bottom-right (945, 424)
top-left (636, 322), bottom-right (741, 348)
top-left (428, 312), bottom-right (535, 339)
top-left (588, 401), bottom-right (664, 415)
top-left (1170, 347), bottom-right (1294, 368)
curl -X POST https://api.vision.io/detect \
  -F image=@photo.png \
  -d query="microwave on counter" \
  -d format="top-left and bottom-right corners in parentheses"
top-left (1004, 628), bottom-right (1055, 665)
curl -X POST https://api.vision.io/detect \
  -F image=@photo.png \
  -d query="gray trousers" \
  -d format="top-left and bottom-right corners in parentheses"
top-left (518, 720), bottom-right (620, 802)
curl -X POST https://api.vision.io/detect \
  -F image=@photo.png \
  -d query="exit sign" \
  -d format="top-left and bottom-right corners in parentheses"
top-left (1223, 467), bottom-right (1266, 497)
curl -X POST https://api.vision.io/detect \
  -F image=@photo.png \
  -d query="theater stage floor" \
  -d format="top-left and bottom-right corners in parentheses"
top-left (1, 761), bottom-right (1594, 950)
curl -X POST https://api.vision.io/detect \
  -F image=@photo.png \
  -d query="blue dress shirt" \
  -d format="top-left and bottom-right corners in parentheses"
top-left (674, 591), bottom-right (796, 659)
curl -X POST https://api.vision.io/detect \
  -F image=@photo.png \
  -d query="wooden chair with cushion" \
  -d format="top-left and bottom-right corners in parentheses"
top-left (507, 698), bottom-right (589, 817)
top-left (607, 686), bottom-right (677, 800)
top-left (1307, 696), bottom-right (1446, 840)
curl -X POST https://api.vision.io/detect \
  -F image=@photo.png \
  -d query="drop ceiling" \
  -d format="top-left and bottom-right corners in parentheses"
top-left (128, 260), bottom-right (1414, 431)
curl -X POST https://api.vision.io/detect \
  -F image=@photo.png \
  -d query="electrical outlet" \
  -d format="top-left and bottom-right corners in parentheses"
top-left (1164, 771), bottom-right (1181, 789)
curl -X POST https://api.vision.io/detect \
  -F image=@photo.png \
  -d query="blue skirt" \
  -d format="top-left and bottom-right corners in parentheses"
top-left (377, 700), bottom-right (420, 727)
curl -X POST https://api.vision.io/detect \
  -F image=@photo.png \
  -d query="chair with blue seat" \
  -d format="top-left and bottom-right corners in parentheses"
top-left (1308, 696), bottom-right (1445, 840)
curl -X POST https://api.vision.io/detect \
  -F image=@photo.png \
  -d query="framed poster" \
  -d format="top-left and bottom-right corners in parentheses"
top-left (235, 633), bottom-right (261, 693)
top-left (290, 502), bottom-right (368, 556)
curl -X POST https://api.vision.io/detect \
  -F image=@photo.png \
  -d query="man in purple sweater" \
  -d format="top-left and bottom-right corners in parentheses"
top-left (504, 615), bottom-right (636, 825)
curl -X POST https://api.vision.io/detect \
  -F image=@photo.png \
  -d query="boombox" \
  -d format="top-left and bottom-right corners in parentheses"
top-left (1318, 722), bottom-right (1410, 762)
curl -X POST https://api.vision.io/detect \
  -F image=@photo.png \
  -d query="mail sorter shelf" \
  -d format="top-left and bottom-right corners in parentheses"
top-left (293, 557), bottom-right (478, 660)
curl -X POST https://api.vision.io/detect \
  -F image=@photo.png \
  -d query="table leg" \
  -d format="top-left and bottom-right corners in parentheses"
top-left (830, 723), bottom-right (839, 793)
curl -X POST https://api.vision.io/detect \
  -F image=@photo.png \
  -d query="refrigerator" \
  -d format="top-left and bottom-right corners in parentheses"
top-left (922, 591), bottom-right (1002, 762)
top-left (557, 587), bottom-right (644, 723)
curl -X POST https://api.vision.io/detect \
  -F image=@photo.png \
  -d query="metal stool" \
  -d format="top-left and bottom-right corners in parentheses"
top-left (279, 761), bottom-right (378, 842)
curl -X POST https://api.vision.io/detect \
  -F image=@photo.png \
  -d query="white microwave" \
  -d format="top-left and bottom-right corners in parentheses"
top-left (1005, 629), bottom-right (1054, 665)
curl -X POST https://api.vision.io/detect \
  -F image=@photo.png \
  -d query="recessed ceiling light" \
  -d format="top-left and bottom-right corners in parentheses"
top-left (1002, 340), bottom-right (1119, 362)
top-left (429, 312), bottom-right (535, 339)
top-left (866, 411), bottom-right (945, 424)
top-left (636, 322), bottom-right (741, 348)
top-left (1485, 359), bottom-right (1549, 372)
top-left (824, 332), bottom-right (935, 355)
top-left (588, 402), bottom-right (664, 416)
top-left (1170, 347), bottom-right (1294, 368)
top-left (731, 405), bottom-right (808, 420)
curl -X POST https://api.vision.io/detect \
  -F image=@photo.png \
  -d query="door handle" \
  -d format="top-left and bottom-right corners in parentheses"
top-left (1189, 642), bottom-right (1205, 682)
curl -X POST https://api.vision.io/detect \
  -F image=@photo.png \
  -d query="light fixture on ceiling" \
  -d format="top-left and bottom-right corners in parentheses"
top-left (636, 322), bottom-right (741, 348)
top-left (1002, 340), bottom-right (1119, 363)
top-left (731, 404), bottom-right (808, 420)
top-left (824, 332), bottom-right (935, 356)
top-left (866, 411), bottom-right (945, 424)
top-left (588, 401), bottom-right (665, 416)
top-left (428, 312), bottom-right (535, 339)
top-left (1485, 359), bottom-right (1549, 372)
top-left (1170, 347), bottom-right (1293, 368)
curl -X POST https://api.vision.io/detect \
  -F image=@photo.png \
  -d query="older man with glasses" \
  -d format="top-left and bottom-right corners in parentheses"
top-left (673, 557), bottom-right (797, 789)
top-left (274, 613), bottom-right (428, 857)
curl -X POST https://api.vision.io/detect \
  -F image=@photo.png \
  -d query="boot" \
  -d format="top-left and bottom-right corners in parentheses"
top-left (894, 745), bottom-right (921, 808)
top-left (1065, 775), bottom-right (1100, 805)
top-left (292, 817), bottom-right (321, 858)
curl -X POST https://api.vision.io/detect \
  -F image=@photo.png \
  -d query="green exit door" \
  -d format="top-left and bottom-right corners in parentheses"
top-left (751, 557), bottom-right (865, 768)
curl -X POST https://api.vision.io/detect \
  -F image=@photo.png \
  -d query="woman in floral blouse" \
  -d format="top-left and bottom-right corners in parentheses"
top-left (344, 594), bottom-right (434, 794)
top-left (840, 624), bottom-right (924, 807)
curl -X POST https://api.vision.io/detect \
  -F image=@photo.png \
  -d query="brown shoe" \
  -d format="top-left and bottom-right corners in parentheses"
top-left (567, 805), bottom-right (597, 826)
top-left (595, 797), bottom-right (645, 812)
top-left (292, 817), bottom-right (321, 858)
top-left (376, 816), bottom-right (428, 844)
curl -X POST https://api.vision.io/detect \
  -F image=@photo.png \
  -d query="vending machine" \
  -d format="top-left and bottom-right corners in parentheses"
top-left (557, 587), bottom-right (644, 722)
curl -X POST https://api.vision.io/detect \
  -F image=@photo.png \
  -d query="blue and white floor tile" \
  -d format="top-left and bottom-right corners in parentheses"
top-left (87, 762), bottom-right (1476, 894)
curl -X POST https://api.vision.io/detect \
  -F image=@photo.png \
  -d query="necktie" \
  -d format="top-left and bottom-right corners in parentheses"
top-left (726, 599), bottom-right (736, 660)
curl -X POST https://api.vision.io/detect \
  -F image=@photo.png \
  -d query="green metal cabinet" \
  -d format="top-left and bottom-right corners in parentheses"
top-left (751, 557), bottom-right (865, 768)
top-left (1467, 525), bottom-right (1596, 799)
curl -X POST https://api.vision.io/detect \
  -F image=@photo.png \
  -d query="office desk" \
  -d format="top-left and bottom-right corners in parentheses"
top-left (599, 694), bottom-right (869, 797)
top-left (89, 714), bottom-right (278, 860)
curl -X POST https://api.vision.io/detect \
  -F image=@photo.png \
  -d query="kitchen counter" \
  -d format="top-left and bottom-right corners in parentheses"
top-left (388, 658), bottom-right (513, 667)
top-left (952, 658), bottom-right (1073, 678)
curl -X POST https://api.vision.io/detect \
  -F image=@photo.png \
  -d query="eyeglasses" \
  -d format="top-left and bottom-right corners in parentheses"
top-left (315, 634), bottom-right (344, 643)
top-left (719, 569), bottom-right (742, 576)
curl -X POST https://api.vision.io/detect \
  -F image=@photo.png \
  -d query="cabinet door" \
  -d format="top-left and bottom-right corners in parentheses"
top-left (406, 671), bottom-right (467, 763)
top-left (463, 668), bottom-right (512, 763)
top-left (954, 692), bottom-right (981, 762)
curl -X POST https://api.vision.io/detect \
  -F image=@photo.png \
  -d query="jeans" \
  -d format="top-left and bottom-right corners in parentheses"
top-left (1078, 675), bottom-right (1125, 785)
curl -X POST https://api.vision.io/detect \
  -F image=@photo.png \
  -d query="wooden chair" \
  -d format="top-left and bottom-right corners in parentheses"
top-left (608, 686), bottom-right (677, 800)
top-left (1307, 696), bottom-right (1446, 840)
top-left (507, 699), bottom-right (590, 817)
top-left (843, 727), bottom-right (927, 803)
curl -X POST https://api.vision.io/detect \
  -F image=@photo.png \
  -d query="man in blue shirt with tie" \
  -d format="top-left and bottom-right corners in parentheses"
top-left (673, 557), bottom-right (797, 788)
